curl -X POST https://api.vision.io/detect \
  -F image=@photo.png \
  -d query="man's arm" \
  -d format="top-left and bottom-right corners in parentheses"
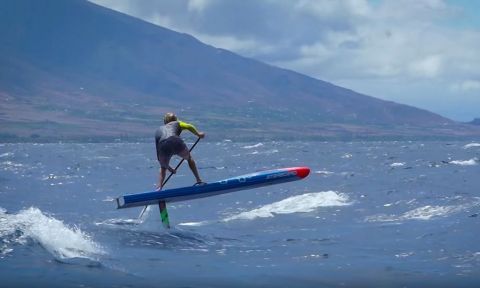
top-left (179, 121), bottom-right (205, 138)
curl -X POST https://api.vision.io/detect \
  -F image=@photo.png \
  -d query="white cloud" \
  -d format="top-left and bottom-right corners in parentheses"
top-left (408, 55), bottom-right (443, 78)
top-left (294, 0), bottom-right (371, 18)
top-left (89, 0), bottom-right (480, 120)
top-left (193, 33), bottom-right (276, 57)
top-left (187, 0), bottom-right (213, 13)
top-left (451, 80), bottom-right (480, 92)
top-left (462, 80), bottom-right (480, 91)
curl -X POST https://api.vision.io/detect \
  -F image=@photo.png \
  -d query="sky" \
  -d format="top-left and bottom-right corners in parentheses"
top-left (89, 0), bottom-right (480, 121)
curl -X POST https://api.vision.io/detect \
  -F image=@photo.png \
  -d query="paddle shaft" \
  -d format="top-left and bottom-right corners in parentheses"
top-left (138, 137), bottom-right (201, 218)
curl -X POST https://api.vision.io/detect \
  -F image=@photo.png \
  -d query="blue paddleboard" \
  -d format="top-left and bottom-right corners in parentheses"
top-left (116, 167), bottom-right (310, 209)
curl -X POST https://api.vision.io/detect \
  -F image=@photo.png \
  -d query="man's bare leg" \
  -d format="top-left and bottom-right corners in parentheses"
top-left (187, 157), bottom-right (203, 183)
top-left (157, 167), bottom-right (167, 190)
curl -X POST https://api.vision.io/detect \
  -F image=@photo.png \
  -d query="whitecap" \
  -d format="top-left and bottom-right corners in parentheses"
top-left (463, 143), bottom-right (480, 149)
top-left (95, 218), bottom-right (142, 226)
top-left (395, 252), bottom-right (414, 258)
top-left (390, 162), bottom-right (406, 167)
top-left (223, 191), bottom-right (350, 221)
top-left (314, 170), bottom-right (334, 176)
top-left (102, 196), bottom-right (116, 202)
top-left (93, 156), bottom-right (111, 160)
top-left (401, 205), bottom-right (460, 220)
top-left (242, 143), bottom-right (263, 149)
top-left (450, 158), bottom-right (478, 166)
top-left (366, 201), bottom-right (480, 222)
top-left (248, 149), bottom-right (278, 155)
top-left (0, 207), bottom-right (104, 260)
top-left (1, 161), bottom-right (24, 170)
top-left (178, 221), bottom-right (210, 227)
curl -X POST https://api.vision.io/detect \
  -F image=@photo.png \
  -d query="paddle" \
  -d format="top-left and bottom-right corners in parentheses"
top-left (138, 137), bottom-right (201, 219)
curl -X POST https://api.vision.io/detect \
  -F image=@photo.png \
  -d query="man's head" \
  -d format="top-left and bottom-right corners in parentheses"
top-left (164, 112), bottom-right (177, 124)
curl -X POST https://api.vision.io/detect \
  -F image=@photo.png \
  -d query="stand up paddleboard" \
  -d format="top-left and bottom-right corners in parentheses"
top-left (116, 166), bottom-right (310, 228)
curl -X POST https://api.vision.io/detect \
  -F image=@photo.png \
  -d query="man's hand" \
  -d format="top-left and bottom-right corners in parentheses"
top-left (197, 132), bottom-right (205, 139)
top-left (168, 166), bottom-right (176, 174)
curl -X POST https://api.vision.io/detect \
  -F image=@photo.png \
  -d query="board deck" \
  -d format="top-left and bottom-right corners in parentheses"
top-left (116, 167), bottom-right (310, 209)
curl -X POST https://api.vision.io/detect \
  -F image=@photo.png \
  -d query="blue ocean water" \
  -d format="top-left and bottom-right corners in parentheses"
top-left (0, 140), bottom-right (479, 287)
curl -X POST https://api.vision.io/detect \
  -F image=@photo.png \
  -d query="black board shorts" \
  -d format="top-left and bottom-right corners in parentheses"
top-left (157, 136), bottom-right (189, 168)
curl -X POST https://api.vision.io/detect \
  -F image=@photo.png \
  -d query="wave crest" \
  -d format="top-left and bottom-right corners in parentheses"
top-left (366, 200), bottom-right (480, 222)
top-left (224, 191), bottom-right (350, 221)
top-left (0, 207), bottom-right (104, 260)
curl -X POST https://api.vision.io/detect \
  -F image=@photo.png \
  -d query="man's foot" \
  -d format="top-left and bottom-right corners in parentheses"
top-left (193, 181), bottom-right (207, 186)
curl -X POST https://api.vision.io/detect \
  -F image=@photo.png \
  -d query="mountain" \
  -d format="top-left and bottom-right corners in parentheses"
top-left (1, 0), bottom-right (479, 141)
top-left (467, 118), bottom-right (480, 126)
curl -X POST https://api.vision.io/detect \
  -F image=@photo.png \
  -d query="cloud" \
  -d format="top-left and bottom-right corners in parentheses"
top-left (187, 0), bottom-right (213, 13)
top-left (89, 0), bottom-right (480, 120)
top-left (451, 80), bottom-right (480, 92)
top-left (408, 55), bottom-right (443, 78)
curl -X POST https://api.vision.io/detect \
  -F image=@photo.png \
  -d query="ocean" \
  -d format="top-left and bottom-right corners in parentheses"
top-left (0, 140), bottom-right (479, 287)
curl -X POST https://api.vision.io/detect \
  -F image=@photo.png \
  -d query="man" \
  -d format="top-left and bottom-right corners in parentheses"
top-left (155, 112), bottom-right (205, 190)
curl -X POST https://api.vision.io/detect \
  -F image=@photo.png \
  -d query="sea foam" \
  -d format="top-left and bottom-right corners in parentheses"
top-left (242, 143), bottom-right (264, 149)
top-left (463, 143), bottom-right (480, 149)
top-left (450, 158), bottom-right (478, 166)
top-left (390, 162), bottom-right (406, 167)
top-left (223, 191), bottom-right (350, 221)
top-left (0, 207), bottom-right (104, 260)
top-left (366, 200), bottom-right (480, 222)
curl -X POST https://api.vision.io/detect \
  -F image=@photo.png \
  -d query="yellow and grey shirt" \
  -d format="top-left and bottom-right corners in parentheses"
top-left (155, 120), bottom-right (198, 143)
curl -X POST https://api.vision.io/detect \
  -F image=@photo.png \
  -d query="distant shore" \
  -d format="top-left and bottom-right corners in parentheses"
top-left (1, 134), bottom-right (479, 144)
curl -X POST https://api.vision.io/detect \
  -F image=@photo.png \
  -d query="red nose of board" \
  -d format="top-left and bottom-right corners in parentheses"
top-left (290, 167), bottom-right (310, 179)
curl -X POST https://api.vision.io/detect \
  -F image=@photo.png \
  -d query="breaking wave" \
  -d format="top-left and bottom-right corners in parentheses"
top-left (450, 158), bottom-right (478, 166)
top-left (314, 170), bottom-right (335, 176)
top-left (0, 161), bottom-right (25, 172)
top-left (0, 152), bottom-right (14, 158)
top-left (0, 207), bottom-right (104, 262)
top-left (390, 162), bottom-right (406, 167)
top-left (178, 221), bottom-right (211, 227)
top-left (223, 191), bottom-right (350, 221)
top-left (366, 200), bottom-right (480, 222)
top-left (242, 143), bottom-right (263, 149)
top-left (463, 143), bottom-right (480, 149)
top-left (248, 149), bottom-right (279, 155)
